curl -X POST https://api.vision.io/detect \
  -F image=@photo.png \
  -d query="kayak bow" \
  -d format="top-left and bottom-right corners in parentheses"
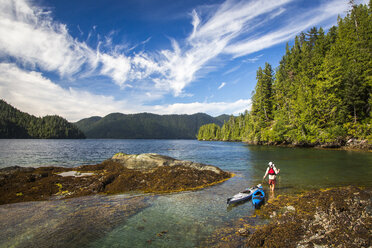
top-left (252, 186), bottom-right (265, 209)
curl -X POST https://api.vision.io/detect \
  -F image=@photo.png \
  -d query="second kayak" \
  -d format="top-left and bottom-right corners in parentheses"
top-left (227, 184), bottom-right (262, 205)
top-left (252, 186), bottom-right (265, 209)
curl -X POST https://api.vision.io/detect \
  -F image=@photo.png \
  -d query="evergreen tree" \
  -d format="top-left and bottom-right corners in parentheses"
top-left (0, 100), bottom-right (85, 139)
top-left (251, 63), bottom-right (274, 125)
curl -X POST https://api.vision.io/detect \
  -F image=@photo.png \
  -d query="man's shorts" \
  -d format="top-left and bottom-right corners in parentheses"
top-left (269, 179), bottom-right (276, 185)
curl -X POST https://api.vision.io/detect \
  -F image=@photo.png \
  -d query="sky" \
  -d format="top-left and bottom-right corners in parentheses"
top-left (0, 0), bottom-right (365, 121)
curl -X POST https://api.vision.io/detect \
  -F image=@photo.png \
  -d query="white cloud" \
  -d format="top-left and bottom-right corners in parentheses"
top-left (0, 0), bottom-right (98, 77)
top-left (218, 82), bottom-right (226, 90)
top-left (0, 63), bottom-right (128, 121)
top-left (0, 0), bottom-right (149, 87)
top-left (99, 53), bottom-right (131, 87)
top-left (151, 99), bottom-right (252, 116)
top-left (0, 63), bottom-right (250, 120)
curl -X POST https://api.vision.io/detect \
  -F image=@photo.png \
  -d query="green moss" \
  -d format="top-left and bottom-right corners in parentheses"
top-left (0, 157), bottom-right (232, 205)
top-left (55, 183), bottom-right (62, 189)
top-left (113, 152), bottom-right (126, 157)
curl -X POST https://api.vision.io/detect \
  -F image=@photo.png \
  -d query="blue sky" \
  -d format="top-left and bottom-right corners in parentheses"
top-left (0, 0), bottom-right (364, 121)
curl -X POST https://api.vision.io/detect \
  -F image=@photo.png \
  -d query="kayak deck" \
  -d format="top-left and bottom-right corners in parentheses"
top-left (252, 188), bottom-right (265, 209)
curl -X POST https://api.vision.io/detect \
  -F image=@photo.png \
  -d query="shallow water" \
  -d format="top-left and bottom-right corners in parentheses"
top-left (0, 139), bottom-right (371, 247)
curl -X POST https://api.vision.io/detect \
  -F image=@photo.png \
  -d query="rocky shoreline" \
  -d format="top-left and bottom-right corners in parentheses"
top-left (0, 153), bottom-right (232, 205)
top-left (244, 138), bottom-right (372, 151)
top-left (200, 138), bottom-right (372, 151)
top-left (204, 186), bottom-right (371, 248)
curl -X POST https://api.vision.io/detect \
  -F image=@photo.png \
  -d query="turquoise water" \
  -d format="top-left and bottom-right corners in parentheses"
top-left (0, 139), bottom-right (371, 247)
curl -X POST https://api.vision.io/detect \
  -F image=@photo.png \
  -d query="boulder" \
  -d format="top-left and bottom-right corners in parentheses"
top-left (111, 152), bottom-right (223, 174)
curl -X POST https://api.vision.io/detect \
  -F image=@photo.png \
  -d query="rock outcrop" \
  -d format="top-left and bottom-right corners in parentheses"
top-left (111, 152), bottom-right (224, 174)
top-left (0, 153), bottom-right (232, 205)
top-left (345, 138), bottom-right (372, 150)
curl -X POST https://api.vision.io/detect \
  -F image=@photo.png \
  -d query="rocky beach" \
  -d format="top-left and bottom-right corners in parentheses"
top-left (204, 186), bottom-right (372, 248)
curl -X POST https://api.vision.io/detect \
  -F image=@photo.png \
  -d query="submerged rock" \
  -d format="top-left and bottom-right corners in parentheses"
top-left (0, 195), bottom-right (149, 248)
top-left (0, 153), bottom-right (232, 205)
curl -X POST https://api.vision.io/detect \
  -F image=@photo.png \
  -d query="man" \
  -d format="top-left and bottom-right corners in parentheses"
top-left (263, 161), bottom-right (280, 192)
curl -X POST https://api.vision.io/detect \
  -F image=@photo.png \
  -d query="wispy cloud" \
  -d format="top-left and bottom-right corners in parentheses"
top-left (136, 0), bottom-right (346, 94)
top-left (243, 54), bottom-right (263, 63)
top-left (223, 65), bottom-right (241, 75)
top-left (218, 82), bottom-right (226, 90)
top-left (223, 1), bottom-right (348, 57)
top-left (128, 36), bottom-right (152, 51)
top-left (158, 0), bottom-right (294, 95)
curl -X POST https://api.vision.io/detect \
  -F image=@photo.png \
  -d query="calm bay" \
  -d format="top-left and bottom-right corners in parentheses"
top-left (0, 139), bottom-right (371, 247)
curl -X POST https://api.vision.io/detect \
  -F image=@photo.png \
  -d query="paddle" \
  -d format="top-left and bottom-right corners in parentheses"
top-left (262, 179), bottom-right (269, 185)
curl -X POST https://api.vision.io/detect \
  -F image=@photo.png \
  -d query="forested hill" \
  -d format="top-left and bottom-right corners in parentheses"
top-left (75, 113), bottom-right (227, 139)
top-left (198, 2), bottom-right (371, 148)
top-left (0, 100), bottom-right (85, 139)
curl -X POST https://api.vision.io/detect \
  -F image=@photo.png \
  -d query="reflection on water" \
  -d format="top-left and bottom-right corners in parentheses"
top-left (0, 194), bottom-right (150, 248)
top-left (0, 139), bottom-right (371, 247)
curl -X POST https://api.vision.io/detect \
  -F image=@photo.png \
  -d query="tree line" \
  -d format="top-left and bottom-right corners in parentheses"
top-left (198, 2), bottom-right (371, 146)
top-left (0, 100), bottom-right (85, 139)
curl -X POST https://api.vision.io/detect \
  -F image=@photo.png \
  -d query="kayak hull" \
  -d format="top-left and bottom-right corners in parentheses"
top-left (252, 188), bottom-right (265, 209)
top-left (227, 184), bottom-right (261, 205)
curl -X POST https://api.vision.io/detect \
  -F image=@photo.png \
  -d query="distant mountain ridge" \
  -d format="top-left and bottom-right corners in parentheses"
top-left (215, 114), bottom-right (230, 123)
top-left (0, 100), bottom-right (85, 139)
top-left (0, 99), bottom-right (230, 139)
top-left (75, 112), bottom-right (229, 139)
